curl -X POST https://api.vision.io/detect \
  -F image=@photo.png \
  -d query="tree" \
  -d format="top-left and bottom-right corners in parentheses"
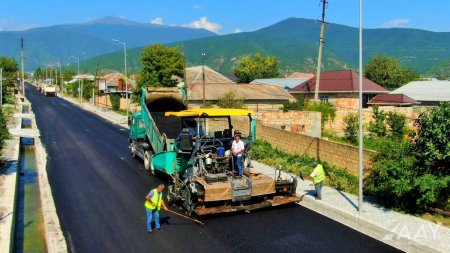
top-left (364, 55), bottom-right (418, 90)
top-left (413, 102), bottom-right (450, 176)
top-left (62, 68), bottom-right (76, 82)
top-left (343, 113), bottom-right (359, 144)
top-left (233, 53), bottom-right (280, 83)
top-left (134, 44), bottom-right (184, 101)
top-left (0, 57), bottom-right (19, 100)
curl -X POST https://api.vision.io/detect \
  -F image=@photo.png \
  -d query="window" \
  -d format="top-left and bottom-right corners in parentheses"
top-left (320, 95), bottom-right (329, 103)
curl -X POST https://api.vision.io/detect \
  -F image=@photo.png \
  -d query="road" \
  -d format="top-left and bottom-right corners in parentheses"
top-left (25, 84), bottom-right (401, 253)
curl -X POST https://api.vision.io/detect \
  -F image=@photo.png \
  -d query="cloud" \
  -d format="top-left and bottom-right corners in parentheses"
top-left (193, 4), bottom-right (203, 10)
top-left (182, 17), bottom-right (222, 33)
top-left (150, 17), bottom-right (164, 25)
top-left (380, 19), bottom-right (410, 28)
top-left (234, 28), bottom-right (242, 33)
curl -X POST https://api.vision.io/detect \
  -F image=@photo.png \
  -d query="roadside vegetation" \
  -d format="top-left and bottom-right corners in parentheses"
top-left (366, 103), bottom-right (450, 214)
top-left (0, 56), bottom-right (19, 153)
top-left (282, 95), bottom-right (337, 129)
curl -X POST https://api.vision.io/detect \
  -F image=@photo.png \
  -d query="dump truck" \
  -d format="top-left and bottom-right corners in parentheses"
top-left (129, 87), bottom-right (299, 215)
top-left (37, 82), bottom-right (56, 96)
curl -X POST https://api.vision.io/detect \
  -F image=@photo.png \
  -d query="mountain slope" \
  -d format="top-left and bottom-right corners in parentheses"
top-left (78, 18), bottom-right (450, 75)
top-left (0, 17), bottom-right (216, 70)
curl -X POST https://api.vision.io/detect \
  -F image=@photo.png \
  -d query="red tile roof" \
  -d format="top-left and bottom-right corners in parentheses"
top-left (368, 94), bottom-right (419, 106)
top-left (289, 70), bottom-right (388, 94)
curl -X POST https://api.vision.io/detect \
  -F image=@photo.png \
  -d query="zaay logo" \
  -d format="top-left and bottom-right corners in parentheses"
top-left (382, 222), bottom-right (441, 242)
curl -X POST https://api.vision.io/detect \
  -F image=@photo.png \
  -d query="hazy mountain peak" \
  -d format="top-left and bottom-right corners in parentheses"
top-left (84, 16), bottom-right (141, 25)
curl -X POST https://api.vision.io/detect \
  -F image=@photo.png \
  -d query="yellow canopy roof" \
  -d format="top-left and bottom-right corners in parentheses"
top-left (165, 108), bottom-right (254, 117)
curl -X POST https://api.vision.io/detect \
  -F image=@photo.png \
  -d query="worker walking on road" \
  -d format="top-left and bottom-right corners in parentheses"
top-left (304, 162), bottom-right (325, 200)
top-left (145, 184), bottom-right (168, 233)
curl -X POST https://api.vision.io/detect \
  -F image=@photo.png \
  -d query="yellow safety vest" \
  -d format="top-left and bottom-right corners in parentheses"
top-left (313, 164), bottom-right (325, 184)
top-left (145, 189), bottom-right (162, 210)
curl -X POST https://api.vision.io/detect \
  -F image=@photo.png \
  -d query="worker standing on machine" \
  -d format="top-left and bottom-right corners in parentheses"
top-left (231, 131), bottom-right (245, 177)
top-left (145, 184), bottom-right (168, 233)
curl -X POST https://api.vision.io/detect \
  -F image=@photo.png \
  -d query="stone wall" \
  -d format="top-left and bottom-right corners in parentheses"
top-left (233, 119), bottom-right (375, 176)
top-left (95, 96), bottom-right (129, 111)
top-left (255, 111), bottom-right (321, 138)
top-left (189, 100), bottom-right (284, 112)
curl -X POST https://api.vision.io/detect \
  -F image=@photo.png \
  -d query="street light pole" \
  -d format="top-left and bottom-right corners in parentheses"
top-left (202, 52), bottom-right (206, 107)
top-left (358, 0), bottom-right (364, 213)
top-left (71, 56), bottom-right (81, 103)
top-left (113, 39), bottom-right (129, 118)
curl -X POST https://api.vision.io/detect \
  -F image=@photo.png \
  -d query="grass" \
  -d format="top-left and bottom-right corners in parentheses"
top-left (250, 139), bottom-right (359, 195)
top-left (322, 130), bottom-right (389, 152)
top-left (421, 213), bottom-right (450, 228)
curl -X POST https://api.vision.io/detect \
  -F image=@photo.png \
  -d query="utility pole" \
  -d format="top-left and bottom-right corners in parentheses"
top-left (59, 60), bottom-right (62, 94)
top-left (94, 58), bottom-right (99, 107)
top-left (202, 52), bottom-right (206, 107)
top-left (21, 38), bottom-right (25, 96)
top-left (0, 68), bottom-right (3, 106)
top-left (314, 0), bottom-right (328, 103)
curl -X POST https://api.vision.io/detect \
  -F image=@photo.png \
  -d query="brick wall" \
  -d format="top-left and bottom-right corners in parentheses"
top-left (233, 118), bottom-right (375, 176)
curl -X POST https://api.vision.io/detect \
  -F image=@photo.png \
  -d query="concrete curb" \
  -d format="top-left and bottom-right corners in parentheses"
top-left (252, 161), bottom-right (448, 253)
top-left (299, 195), bottom-right (441, 253)
top-left (30, 103), bottom-right (68, 253)
top-left (0, 135), bottom-right (20, 253)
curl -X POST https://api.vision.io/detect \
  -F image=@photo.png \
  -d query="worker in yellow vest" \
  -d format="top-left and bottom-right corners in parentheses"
top-left (145, 184), bottom-right (168, 233)
top-left (305, 162), bottom-right (325, 200)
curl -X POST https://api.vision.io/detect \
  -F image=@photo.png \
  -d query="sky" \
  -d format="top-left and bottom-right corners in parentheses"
top-left (0, 0), bottom-right (449, 33)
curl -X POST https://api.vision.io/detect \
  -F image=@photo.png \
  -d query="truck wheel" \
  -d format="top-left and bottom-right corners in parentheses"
top-left (144, 150), bottom-right (153, 173)
top-left (130, 144), bottom-right (137, 159)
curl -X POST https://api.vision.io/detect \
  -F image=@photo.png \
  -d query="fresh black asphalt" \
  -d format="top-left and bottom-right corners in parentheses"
top-left (25, 83), bottom-right (402, 253)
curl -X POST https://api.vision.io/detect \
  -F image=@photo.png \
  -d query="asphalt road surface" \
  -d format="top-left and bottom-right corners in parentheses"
top-left (26, 84), bottom-right (402, 253)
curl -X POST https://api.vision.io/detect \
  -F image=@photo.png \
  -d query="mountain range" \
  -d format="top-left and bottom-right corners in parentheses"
top-left (77, 18), bottom-right (450, 76)
top-left (1, 17), bottom-right (450, 76)
top-left (0, 16), bottom-right (216, 70)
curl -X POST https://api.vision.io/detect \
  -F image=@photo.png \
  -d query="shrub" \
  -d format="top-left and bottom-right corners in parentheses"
top-left (217, 91), bottom-right (245, 109)
top-left (110, 94), bottom-right (120, 111)
top-left (305, 102), bottom-right (337, 128)
top-left (386, 111), bottom-right (407, 139)
top-left (0, 108), bottom-right (9, 150)
top-left (413, 102), bottom-right (450, 176)
top-left (282, 95), bottom-right (306, 112)
top-left (368, 105), bottom-right (387, 137)
top-left (343, 113), bottom-right (359, 144)
top-left (367, 103), bottom-right (450, 212)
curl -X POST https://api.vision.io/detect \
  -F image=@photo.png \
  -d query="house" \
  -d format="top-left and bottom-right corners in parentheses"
top-left (97, 72), bottom-right (134, 92)
top-left (185, 66), bottom-right (234, 85)
top-left (389, 79), bottom-right (450, 106)
top-left (187, 82), bottom-right (295, 112)
top-left (250, 78), bottom-right (310, 91)
top-left (367, 94), bottom-right (420, 107)
top-left (289, 70), bottom-right (389, 110)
